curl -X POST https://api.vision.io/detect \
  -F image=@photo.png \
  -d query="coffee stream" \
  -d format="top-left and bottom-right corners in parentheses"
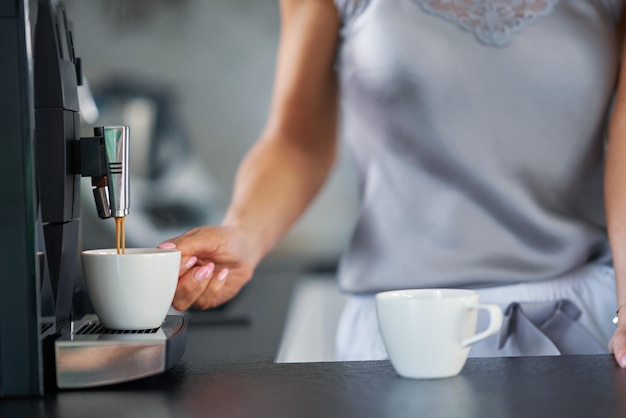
top-left (115, 216), bottom-right (125, 255)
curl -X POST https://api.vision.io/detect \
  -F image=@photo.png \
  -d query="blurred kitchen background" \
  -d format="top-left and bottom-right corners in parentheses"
top-left (48, 0), bottom-right (359, 361)
top-left (59, 0), bottom-right (359, 271)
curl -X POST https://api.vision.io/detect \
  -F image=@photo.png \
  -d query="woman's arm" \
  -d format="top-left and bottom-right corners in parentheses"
top-left (162, 0), bottom-right (342, 310)
top-left (604, 20), bottom-right (626, 366)
top-left (223, 0), bottom-right (341, 263)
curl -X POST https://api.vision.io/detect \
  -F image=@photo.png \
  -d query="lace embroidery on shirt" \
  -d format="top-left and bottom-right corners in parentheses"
top-left (414, 0), bottom-right (559, 47)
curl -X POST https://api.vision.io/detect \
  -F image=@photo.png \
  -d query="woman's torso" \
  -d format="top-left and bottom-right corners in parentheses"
top-left (334, 0), bottom-right (623, 292)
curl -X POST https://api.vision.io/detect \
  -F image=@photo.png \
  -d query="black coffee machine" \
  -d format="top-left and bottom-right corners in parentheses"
top-left (0, 0), bottom-right (187, 396)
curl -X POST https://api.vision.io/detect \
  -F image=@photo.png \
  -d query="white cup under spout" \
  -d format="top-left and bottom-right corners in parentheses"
top-left (81, 248), bottom-right (181, 330)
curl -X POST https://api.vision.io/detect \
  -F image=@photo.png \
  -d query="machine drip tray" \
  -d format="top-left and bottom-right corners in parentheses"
top-left (55, 312), bottom-right (187, 389)
top-left (75, 323), bottom-right (160, 335)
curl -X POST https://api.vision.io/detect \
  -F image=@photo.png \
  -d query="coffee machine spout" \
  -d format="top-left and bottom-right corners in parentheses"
top-left (77, 126), bottom-right (131, 219)
top-left (97, 125), bottom-right (130, 219)
top-left (92, 177), bottom-right (111, 219)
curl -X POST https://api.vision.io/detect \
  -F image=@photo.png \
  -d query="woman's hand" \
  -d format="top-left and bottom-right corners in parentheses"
top-left (158, 226), bottom-right (258, 311)
top-left (608, 317), bottom-right (626, 368)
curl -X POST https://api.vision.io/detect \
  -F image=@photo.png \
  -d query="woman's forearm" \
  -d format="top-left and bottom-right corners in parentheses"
top-left (221, 0), bottom-right (340, 266)
top-left (222, 129), bottom-right (338, 265)
top-left (606, 83), bottom-right (626, 311)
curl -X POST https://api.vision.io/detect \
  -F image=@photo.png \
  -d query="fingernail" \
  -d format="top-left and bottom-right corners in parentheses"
top-left (194, 263), bottom-right (215, 282)
top-left (158, 242), bottom-right (177, 249)
top-left (620, 356), bottom-right (626, 368)
top-left (185, 256), bottom-right (198, 269)
top-left (217, 268), bottom-right (229, 282)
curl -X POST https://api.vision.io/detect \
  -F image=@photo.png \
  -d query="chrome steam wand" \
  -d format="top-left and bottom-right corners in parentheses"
top-left (91, 126), bottom-right (130, 219)
top-left (76, 125), bottom-right (130, 219)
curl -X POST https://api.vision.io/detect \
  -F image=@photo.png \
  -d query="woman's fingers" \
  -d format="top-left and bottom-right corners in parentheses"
top-left (180, 256), bottom-right (198, 276)
top-left (157, 241), bottom-right (177, 250)
top-left (158, 241), bottom-right (198, 277)
top-left (613, 347), bottom-right (626, 368)
top-left (158, 226), bottom-right (249, 310)
top-left (192, 268), bottom-right (229, 309)
top-left (172, 263), bottom-right (215, 311)
top-left (609, 327), bottom-right (626, 368)
top-left (158, 227), bottom-right (218, 258)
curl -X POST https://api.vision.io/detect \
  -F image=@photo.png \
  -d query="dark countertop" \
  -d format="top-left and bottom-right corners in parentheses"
top-left (182, 270), bottom-right (298, 365)
top-left (3, 355), bottom-right (626, 418)
top-left (2, 271), bottom-right (626, 418)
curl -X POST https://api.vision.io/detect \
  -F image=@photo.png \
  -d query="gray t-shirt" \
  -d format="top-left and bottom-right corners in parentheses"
top-left (334, 0), bottom-right (623, 292)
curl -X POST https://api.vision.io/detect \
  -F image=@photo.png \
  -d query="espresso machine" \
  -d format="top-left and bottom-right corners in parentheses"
top-left (0, 0), bottom-right (187, 396)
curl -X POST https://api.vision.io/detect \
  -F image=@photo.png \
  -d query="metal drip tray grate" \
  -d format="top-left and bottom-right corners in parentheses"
top-left (76, 322), bottom-right (160, 335)
top-left (56, 314), bottom-right (187, 388)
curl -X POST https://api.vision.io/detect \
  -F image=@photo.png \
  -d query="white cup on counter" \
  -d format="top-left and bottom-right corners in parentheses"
top-left (375, 288), bottom-right (503, 379)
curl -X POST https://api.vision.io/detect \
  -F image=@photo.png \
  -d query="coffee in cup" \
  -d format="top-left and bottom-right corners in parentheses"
top-left (81, 248), bottom-right (181, 330)
top-left (375, 288), bottom-right (502, 379)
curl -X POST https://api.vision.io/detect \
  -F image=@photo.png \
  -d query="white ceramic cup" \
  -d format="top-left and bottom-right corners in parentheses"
top-left (81, 248), bottom-right (181, 330)
top-left (375, 288), bottom-right (503, 379)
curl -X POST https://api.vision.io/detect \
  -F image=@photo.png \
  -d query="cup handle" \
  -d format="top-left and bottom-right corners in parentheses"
top-left (461, 303), bottom-right (503, 347)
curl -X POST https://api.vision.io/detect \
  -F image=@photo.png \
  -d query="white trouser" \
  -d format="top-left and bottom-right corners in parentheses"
top-left (335, 263), bottom-right (617, 361)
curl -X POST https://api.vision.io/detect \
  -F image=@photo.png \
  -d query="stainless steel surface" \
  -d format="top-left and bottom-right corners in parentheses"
top-left (55, 313), bottom-right (185, 389)
top-left (92, 185), bottom-right (111, 219)
top-left (100, 125), bottom-right (130, 218)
